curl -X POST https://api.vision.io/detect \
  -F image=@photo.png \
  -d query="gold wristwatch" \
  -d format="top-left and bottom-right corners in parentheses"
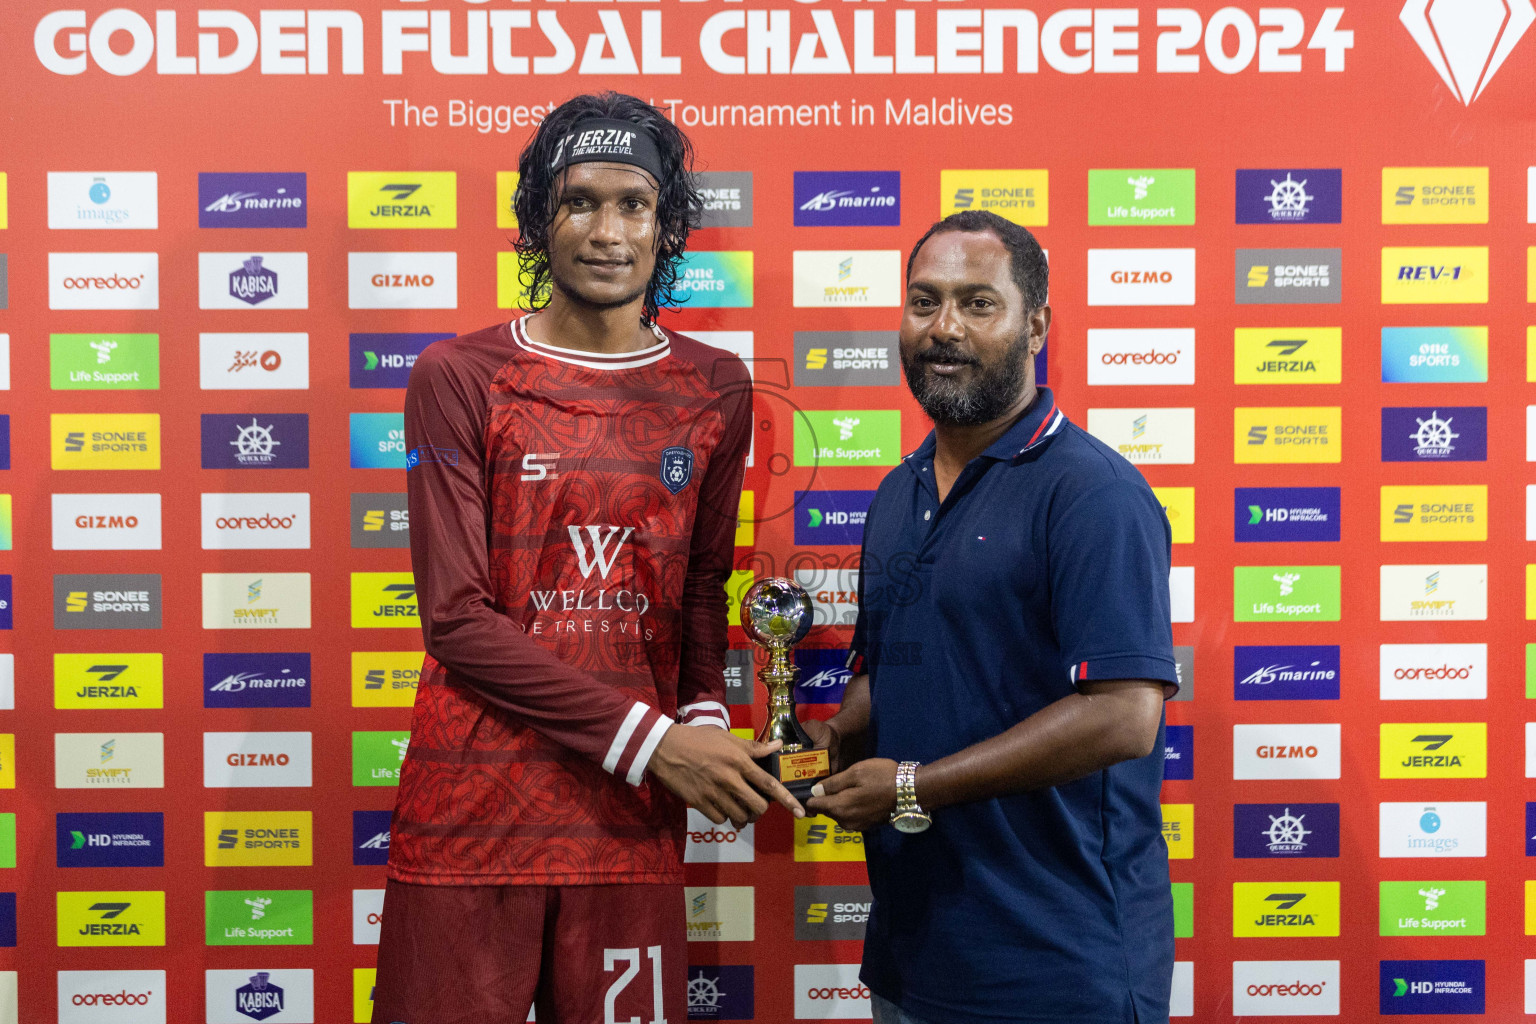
top-left (889, 760), bottom-right (932, 833)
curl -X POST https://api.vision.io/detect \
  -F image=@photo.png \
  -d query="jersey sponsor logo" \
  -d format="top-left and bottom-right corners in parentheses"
top-left (1235, 487), bottom-right (1339, 543)
top-left (57, 891), bottom-right (166, 947)
top-left (793, 410), bottom-right (901, 467)
top-left (198, 252), bottom-right (308, 310)
top-left (1382, 246), bottom-right (1489, 304)
top-left (795, 331), bottom-right (900, 387)
top-left (1233, 724), bottom-right (1341, 780)
top-left (1380, 564), bottom-right (1487, 621)
top-left (199, 333), bottom-right (310, 391)
top-left (1379, 802), bottom-right (1486, 859)
top-left (1232, 961), bottom-right (1340, 1015)
top-left (206, 890), bottom-right (313, 946)
top-left (1380, 724), bottom-right (1486, 779)
top-left (1233, 565), bottom-right (1340, 622)
top-left (205, 969), bottom-right (314, 1023)
top-left (1233, 328), bottom-right (1342, 384)
top-left (348, 171), bottom-right (457, 228)
top-left (56, 812), bottom-right (164, 869)
top-left (1161, 804), bottom-right (1193, 860)
top-left (54, 732), bottom-right (164, 789)
top-left (51, 413), bottom-right (160, 470)
top-left (686, 886), bottom-right (754, 942)
top-left (351, 493), bottom-right (409, 549)
top-left (1380, 880), bottom-right (1485, 937)
top-left (350, 572), bottom-right (419, 628)
top-left (794, 964), bottom-right (868, 1020)
top-left (1379, 960), bottom-right (1484, 1014)
top-left (202, 573), bottom-right (311, 630)
top-left (1381, 644), bottom-right (1487, 701)
top-left (1085, 407), bottom-right (1196, 463)
top-left (941, 169), bottom-right (1047, 224)
top-left (793, 250), bottom-right (900, 307)
top-left (199, 172), bottom-right (305, 229)
top-left (795, 885), bottom-right (871, 941)
top-left (1236, 248), bottom-right (1342, 304)
top-left (1087, 328), bottom-right (1194, 386)
top-left (352, 888), bottom-right (384, 945)
top-left (1087, 248), bottom-right (1194, 306)
top-left (349, 332), bottom-right (447, 389)
top-left (1381, 326), bottom-right (1488, 383)
top-left (1088, 168), bottom-right (1194, 226)
top-left (52, 493), bottom-right (162, 551)
top-left (57, 969), bottom-right (167, 1024)
top-left (1382, 167), bottom-right (1488, 224)
top-left (353, 730), bottom-right (409, 786)
top-left (204, 653), bottom-right (311, 709)
top-left (349, 251), bottom-right (458, 309)
top-left (794, 171), bottom-right (899, 227)
top-left (204, 812), bottom-right (312, 867)
top-left (697, 170), bottom-right (753, 228)
top-left (351, 652), bottom-right (419, 708)
top-left (353, 811), bottom-right (392, 866)
top-left (202, 493), bottom-right (310, 550)
top-left (794, 815), bottom-right (865, 862)
top-left (48, 172), bottom-right (158, 230)
top-left (1232, 882), bottom-right (1339, 937)
top-left (685, 809), bottom-right (755, 864)
top-left (1234, 407), bottom-right (1341, 464)
top-left (407, 445), bottom-right (458, 470)
top-left (54, 653), bottom-right (163, 710)
top-left (672, 250), bottom-right (755, 308)
top-left (1164, 724), bottom-right (1193, 780)
top-left (1233, 645), bottom-right (1340, 701)
top-left (1383, 406), bottom-right (1486, 462)
top-left (50, 332), bottom-right (160, 390)
top-left (1236, 168), bottom-right (1342, 225)
top-left (350, 412), bottom-right (407, 469)
top-left (203, 732), bottom-right (313, 788)
top-left (1381, 485), bottom-right (1486, 542)
top-left (660, 446), bottom-right (694, 494)
top-left (54, 573), bottom-right (162, 629)
top-left (1234, 803), bottom-right (1340, 859)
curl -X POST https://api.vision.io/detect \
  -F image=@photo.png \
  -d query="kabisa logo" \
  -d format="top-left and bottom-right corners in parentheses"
top-left (1400, 0), bottom-right (1531, 105)
top-left (793, 648), bottom-right (853, 705)
top-left (349, 332), bottom-right (447, 389)
top-left (793, 171), bottom-right (900, 227)
top-left (1164, 724), bottom-right (1193, 780)
top-left (1381, 327), bottom-right (1488, 383)
top-left (1087, 168), bottom-right (1195, 226)
top-left (794, 490), bottom-right (876, 547)
top-left (353, 810), bottom-right (392, 866)
top-left (348, 172), bottom-right (458, 229)
top-left (1233, 645), bottom-right (1340, 700)
top-left (696, 171), bottom-right (753, 228)
top-left (1382, 167), bottom-right (1488, 224)
top-left (1236, 169), bottom-right (1342, 224)
top-left (1379, 801), bottom-right (1486, 858)
top-left (350, 413), bottom-right (408, 469)
top-left (199, 172), bottom-right (306, 228)
top-left (1381, 246), bottom-right (1489, 304)
top-left (229, 256), bottom-right (278, 306)
top-left (202, 414), bottom-right (309, 470)
top-left (350, 573), bottom-right (419, 629)
top-left (233, 972), bottom-right (284, 1021)
top-left (1382, 406), bottom-right (1486, 461)
top-left (56, 812), bottom-right (164, 868)
top-left (1236, 249), bottom-right (1342, 304)
top-left (1379, 959), bottom-right (1484, 1015)
top-left (351, 493), bottom-right (410, 550)
top-left (57, 891), bottom-right (166, 947)
top-left (1232, 328), bottom-right (1342, 384)
top-left (200, 252), bottom-right (308, 310)
top-left (1380, 723), bottom-right (1486, 779)
top-left (1234, 803), bottom-right (1341, 859)
top-left (1232, 882), bottom-right (1339, 937)
top-left (1235, 488), bottom-right (1340, 543)
top-left (686, 965), bottom-right (755, 1021)
top-left (48, 172), bottom-right (158, 229)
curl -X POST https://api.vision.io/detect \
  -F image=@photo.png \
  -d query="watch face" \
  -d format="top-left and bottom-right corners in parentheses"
top-left (892, 813), bottom-right (930, 834)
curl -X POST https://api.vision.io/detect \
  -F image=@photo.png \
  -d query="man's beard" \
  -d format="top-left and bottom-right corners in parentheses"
top-left (549, 258), bottom-right (649, 312)
top-left (902, 331), bottom-right (1032, 426)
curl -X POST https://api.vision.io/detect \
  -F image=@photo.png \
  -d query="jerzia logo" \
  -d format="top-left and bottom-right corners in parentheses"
top-left (1400, 0), bottom-right (1532, 105)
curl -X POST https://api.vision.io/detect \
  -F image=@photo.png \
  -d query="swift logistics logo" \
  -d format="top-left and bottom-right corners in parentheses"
top-left (1381, 564), bottom-right (1487, 620)
top-left (56, 891), bottom-right (166, 946)
top-left (1088, 169), bottom-right (1194, 225)
top-left (54, 652), bottom-right (164, 709)
top-left (347, 172), bottom-right (457, 228)
top-left (204, 653), bottom-right (311, 709)
top-left (1382, 167), bottom-right (1488, 224)
top-left (1379, 802), bottom-right (1486, 858)
top-left (205, 890), bottom-right (313, 946)
top-left (1235, 488), bottom-right (1340, 542)
top-left (1380, 485), bottom-right (1486, 542)
top-left (1383, 407), bottom-right (1486, 461)
top-left (1234, 803), bottom-right (1340, 858)
top-left (351, 493), bottom-right (410, 548)
top-left (1234, 407), bottom-right (1341, 464)
top-left (1235, 249), bottom-right (1341, 304)
top-left (1380, 959), bottom-right (1484, 1014)
top-left (794, 331), bottom-right (899, 387)
top-left (1381, 327), bottom-right (1488, 382)
top-left (350, 573), bottom-right (419, 628)
top-left (204, 811), bottom-right (312, 867)
top-left (671, 251), bottom-right (754, 307)
top-left (350, 413), bottom-right (407, 469)
top-left (351, 652), bottom-right (420, 707)
top-left (793, 491), bottom-right (876, 546)
top-left (684, 886), bottom-right (754, 942)
top-left (199, 172), bottom-right (306, 228)
top-left (793, 171), bottom-right (900, 227)
top-left (940, 169), bottom-right (1047, 225)
top-left (1236, 169), bottom-right (1342, 224)
top-left (1086, 248), bottom-right (1195, 306)
top-left (1084, 408), bottom-right (1196, 464)
top-left (1233, 724), bottom-right (1341, 780)
top-left (349, 332), bottom-right (448, 389)
top-left (56, 812), bottom-right (164, 868)
top-left (206, 968), bottom-right (314, 1023)
top-left (1399, 0), bottom-right (1533, 105)
top-left (53, 732), bottom-right (165, 789)
top-left (50, 333), bottom-right (159, 389)
top-left (793, 411), bottom-right (901, 467)
top-left (198, 252), bottom-right (308, 310)
top-left (1233, 328), bottom-right (1342, 384)
top-left (202, 414), bottom-right (308, 470)
top-left (53, 574), bottom-right (161, 629)
top-left (201, 573), bottom-right (312, 629)
top-left (1379, 880), bottom-right (1485, 937)
top-left (51, 413), bottom-right (160, 470)
top-left (1381, 247), bottom-right (1488, 303)
top-left (1233, 566), bottom-right (1341, 622)
top-left (1232, 882), bottom-right (1340, 937)
top-left (792, 250), bottom-right (901, 307)
top-left (353, 730), bottom-right (410, 786)
top-left (1380, 724), bottom-right (1487, 779)
top-left (1233, 645), bottom-right (1340, 700)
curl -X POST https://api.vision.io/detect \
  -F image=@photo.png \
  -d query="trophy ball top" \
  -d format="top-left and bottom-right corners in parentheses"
top-left (740, 578), bottom-right (813, 649)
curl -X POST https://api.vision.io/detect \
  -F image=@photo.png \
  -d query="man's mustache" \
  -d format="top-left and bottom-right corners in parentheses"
top-left (913, 344), bottom-right (979, 366)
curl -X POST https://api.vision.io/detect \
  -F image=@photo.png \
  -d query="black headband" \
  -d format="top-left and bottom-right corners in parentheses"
top-left (549, 118), bottom-right (665, 183)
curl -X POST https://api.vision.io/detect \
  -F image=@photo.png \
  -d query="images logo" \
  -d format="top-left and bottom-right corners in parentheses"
top-left (349, 332), bottom-right (447, 389)
top-left (350, 413), bottom-right (408, 469)
top-left (1382, 247), bottom-right (1488, 303)
top-left (204, 811), bottom-right (312, 867)
top-left (353, 730), bottom-right (410, 786)
top-left (199, 172), bottom-right (306, 228)
top-left (1380, 564), bottom-right (1487, 621)
top-left (1085, 408), bottom-right (1196, 464)
top-left (50, 413), bottom-right (160, 470)
top-left (1235, 488), bottom-right (1340, 543)
top-left (1380, 485), bottom-right (1486, 542)
top-left (201, 573), bottom-right (311, 629)
top-left (793, 171), bottom-right (900, 227)
top-left (1380, 723), bottom-right (1487, 779)
top-left (1233, 566), bottom-right (1341, 622)
top-left (940, 170), bottom-right (1047, 225)
top-left (50, 332), bottom-right (159, 390)
top-left (1400, 0), bottom-right (1531, 104)
top-left (348, 251), bottom-right (458, 309)
top-left (792, 250), bottom-right (901, 307)
top-left (1379, 959), bottom-right (1484, 1014)
top-left (1379, 801), bottom-right (1486, 858)
top-left (1234, 803), bottom-right (1340, 859)
top-left (201, 413), bottom-right (308, 470)
top-left (47, 172), bottom-right (158, 230)
top-left (793, 411), bottom-right (900, 467)
top-left (1381, 644), bottom-right (1486, 701)
top-left (1087, 249), bottom-right (1195, 306)
top-left (205, 890), bottom-right (313, 946)
top-left (671, 250), bottom-right (754, 308)
top-left (1382, 167), bottom-right (1488, 224)
top-left (794, 331), bottom-right (898, 387)
top-left (1087, 329), bottom-right (1195, 386)
top-left (348, 171), bottom-right (457, 228)
top-left (1233, 328), bottom-right (1341, 384)
top-left (1233, 645), bottom-right (1340, 701)
top-left (1088, 169), bottom-right (1195, 226)
top-left (351, 652), bottom-right (420, 708)
top-left (793, 491), bottom-right (876, 547)
top-left (1233, 724), bottom-right (1341, 780)
top-left (1381, 327), bottom-right (1488, 382)
top-left (353, 811), bottom-right (393, 866)
top-left (697, 171), bottom-right (753, 228)
top-left (350, 573), bottom-right (419, 629)
top-left (1382, 406), bottom-right (1486, 461)
top-left (1232, 882), bottom-right (1339, 937)
top-left (1380, 880), bottom-right (1484, 937)
top-left (198, 252), bottom-right (308, 310)
top-left (1236, 169), bottom-right (1342, 224)
top-left (57, 891), bottom-right (166, 947)
top-left (54, 653), bottom-right (163, 710)
top-left (1164, 725), bottom-right (1193, 780)
top-left (57, 812), bottom-right (163, 869)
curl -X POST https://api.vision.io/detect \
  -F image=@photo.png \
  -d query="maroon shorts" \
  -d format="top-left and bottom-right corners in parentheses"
top-left (372, 879), bottom-right (686, 1024)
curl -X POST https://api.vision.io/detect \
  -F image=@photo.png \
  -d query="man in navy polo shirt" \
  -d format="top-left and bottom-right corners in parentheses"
top-left (805, 210), bottom-right (1178, 1024)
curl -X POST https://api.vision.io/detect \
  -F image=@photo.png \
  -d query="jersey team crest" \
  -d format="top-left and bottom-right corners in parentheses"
top-left (661, 446), bottom-right (694, 494)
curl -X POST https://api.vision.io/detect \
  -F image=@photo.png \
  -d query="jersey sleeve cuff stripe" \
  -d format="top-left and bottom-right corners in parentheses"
top-left (683, 714), bottom-right (730, 731)
top-left (625, 717), bottom-right (674, 786)
top-left (602, 702), bottom-right (651, 775)
top-left (679, 700), bottom-right (729, 720)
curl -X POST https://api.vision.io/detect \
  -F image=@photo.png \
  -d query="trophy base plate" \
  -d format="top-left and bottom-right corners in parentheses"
top-left (756, 747), bottom-right (831, 803)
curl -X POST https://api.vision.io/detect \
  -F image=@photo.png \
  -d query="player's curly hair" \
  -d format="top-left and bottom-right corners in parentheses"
top-left (513, 92), bottom-right (703, 326)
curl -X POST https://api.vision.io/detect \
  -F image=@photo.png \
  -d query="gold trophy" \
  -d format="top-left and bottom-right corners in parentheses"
top-left (740, 577), bottom-right (830, 800)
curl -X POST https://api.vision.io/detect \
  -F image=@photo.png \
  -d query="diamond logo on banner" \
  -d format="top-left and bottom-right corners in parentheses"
top-left (1400, 0), bottom-right (1535, 104)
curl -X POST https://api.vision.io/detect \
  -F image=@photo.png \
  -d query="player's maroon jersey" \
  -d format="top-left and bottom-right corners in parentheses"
top-left (389, 315), bottom-right (749, 886)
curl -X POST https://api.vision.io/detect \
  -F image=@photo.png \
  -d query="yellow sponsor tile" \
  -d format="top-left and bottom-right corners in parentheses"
top-left (50, 414), bottom-right (160, 470)
top-left (351, 651), bottom-right (422, 708)
top-left (1233, 328), bottom-right (1342, 384)
top-left (1382, 247), bottom-right (1488, 304)
top-left (0, 173), bottom-right (8, 229)
top-left (497, 250), bottom-right (540, 310)
top-left (496, 171), bottom-right (520, 230)
top-left (347, 171), bottom-right (457, 229)
top-left (54, 653), bottom-right (164, 709)
top-left (1527, 326), bottom-right (1536, 381)
top-left (1381, 167), bottom-right (1488, 224)
top-left (1232, 881), bottom-right (1339, 937)
top-left (1161, 803), bottom-right (1193, 860)
top-left (1526, 880), bottom-right (1536, 935)
top-left (204, 811), bottom-right (313, 867)
top-left (1233, 407), bottom-right (1341, 464)
top-left (726, 569), bottom-right (756, 627)
top-left (0, 735), bottom-right (12, 789)
top-left (350, 572), bottom-right (420, 629)
top-left (736, 491), bottom-right (755, 548)
top-left (354, 968), bottom-right (377, 1023)
top-left (1527, 564), bottom-right (1536, 620)
top-left (1379, 722), bottom-right (1487, 779)
top-left (939, 170), bottom-right (1048, 226)
top-left (1152, 487), bottom-right (1194, 545)
top-left (1380, 485), bottom-right (1487, 543)
top-left (793, 814), bottom-right (865, 862)
top-left (57, 890), bottom-right (165, 946)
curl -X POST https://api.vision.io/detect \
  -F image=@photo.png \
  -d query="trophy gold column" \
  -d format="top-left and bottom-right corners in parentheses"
top-left (740, 577), bottom-right (831, 800)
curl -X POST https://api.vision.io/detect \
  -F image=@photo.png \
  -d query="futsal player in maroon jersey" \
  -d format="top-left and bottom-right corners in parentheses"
top-left (372, 93), bottom-right (801, 1024)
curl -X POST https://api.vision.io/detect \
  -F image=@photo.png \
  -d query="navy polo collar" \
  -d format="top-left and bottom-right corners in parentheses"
top-left (903, 386), bottom-right (1067, 467)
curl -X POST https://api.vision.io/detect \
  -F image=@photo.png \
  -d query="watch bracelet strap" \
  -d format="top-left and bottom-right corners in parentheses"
top-left (895, 760), bottom-right (923, 814)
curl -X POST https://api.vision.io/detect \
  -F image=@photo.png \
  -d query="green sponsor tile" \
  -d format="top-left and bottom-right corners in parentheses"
top-left (0, 814), bottom-right (14, 869)
top-left (1088, 169), bottom-right (1196, 226)
top-left (793, 410), bottom-right (902, 467)
top-left (1526, 644), bottom-right (1535, 698)
top-left (50, 333), bottom-right (160, 390)
top-left (353, 730), bottom-right (409, 786)
top-left (1233, 565), bottom-right (1341, 622)
top-left (1378, 880), bottom-right (1484, 936)
top-left (206, 889), bottom-right (313, 945)
top-left (1172, 882), bottom-right (1193, 938)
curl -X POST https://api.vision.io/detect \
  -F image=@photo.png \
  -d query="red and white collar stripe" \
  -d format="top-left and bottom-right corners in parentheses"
top-left (512, 313), bottom-right (671, 370)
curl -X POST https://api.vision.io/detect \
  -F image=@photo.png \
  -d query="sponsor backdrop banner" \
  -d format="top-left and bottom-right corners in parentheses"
top-left (2, 1), bottom-right (1536, 1021)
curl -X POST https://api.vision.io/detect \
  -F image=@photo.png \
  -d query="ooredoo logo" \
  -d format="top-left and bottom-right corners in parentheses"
top-left (1086, 329), bottom-right (1195, 385)
top-left (684, 809), bottom-right (753, 863)
top-left (58, 969), bottom-right (167, 1024)
top-left (50, 253), bottom-right (160, 310)
top-left (201, 493), bottom-right (310, 550)
top-left (794, 965), bottom-right (870, 1019)
top-left (1232, 961), bottom-right (1340, 1015)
